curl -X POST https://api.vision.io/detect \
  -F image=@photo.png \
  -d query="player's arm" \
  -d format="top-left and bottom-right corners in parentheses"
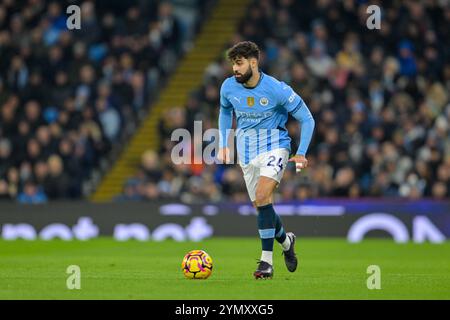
top-left (288, 99), bottom-right (315, 172)
top-left (279, 83), bottom-right (315, 172)
top-left (217, 82), bottom-right (233, 163)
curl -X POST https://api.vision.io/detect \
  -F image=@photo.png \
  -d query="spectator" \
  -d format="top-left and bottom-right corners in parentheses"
top-left (0, 179), bottom-right (12, 200)
top-left (306, 42), bottom-right (335, 79)
top-left (95, 97), bottom-right (121, 142)
top-left (397, 40), bottom-right (417, 77)
top-left (43, 154), bottom-right (69, 199)
top-left (17, 179), bottom-right (48, 204)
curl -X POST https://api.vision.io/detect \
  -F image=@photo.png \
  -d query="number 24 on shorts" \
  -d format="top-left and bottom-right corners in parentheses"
top-left (267, 156), bottom-right (283, 172)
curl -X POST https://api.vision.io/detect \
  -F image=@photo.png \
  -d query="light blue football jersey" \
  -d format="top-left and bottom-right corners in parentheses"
top-left (219, 72), bottom-right (305, 165)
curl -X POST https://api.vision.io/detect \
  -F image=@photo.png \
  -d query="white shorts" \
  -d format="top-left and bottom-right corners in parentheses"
top-left (239, 148), bottom-right (290, 202)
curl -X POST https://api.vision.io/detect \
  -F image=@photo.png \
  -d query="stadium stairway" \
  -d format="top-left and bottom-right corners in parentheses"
top-left (91, 0), bottom-right (250, 202)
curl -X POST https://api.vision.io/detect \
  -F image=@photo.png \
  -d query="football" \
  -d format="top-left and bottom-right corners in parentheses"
top-left (181, 250), bottom-right (213, 279)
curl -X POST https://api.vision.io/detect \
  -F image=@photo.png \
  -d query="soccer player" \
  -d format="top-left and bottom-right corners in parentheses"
top-left (217, 41), bottom-right (315, 279)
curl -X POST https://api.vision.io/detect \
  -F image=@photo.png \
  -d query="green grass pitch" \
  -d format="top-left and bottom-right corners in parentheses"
top-left (0, 238), bottom-right (449, 299)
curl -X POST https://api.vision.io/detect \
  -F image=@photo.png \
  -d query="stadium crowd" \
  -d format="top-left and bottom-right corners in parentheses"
top-left (120, 0), bottom-right (450, 203)
top-left (0, 0), bottom-right (211, 203)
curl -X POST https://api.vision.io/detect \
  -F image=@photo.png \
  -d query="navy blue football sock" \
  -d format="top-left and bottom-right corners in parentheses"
top-left (275, 213), bottom-right (287, 244)
top-left (257, 204), bottom-right (276, 252)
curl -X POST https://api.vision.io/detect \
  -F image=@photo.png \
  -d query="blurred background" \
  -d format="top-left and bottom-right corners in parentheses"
top-left (1, 2), bottom-right (450, 302)
top-left (0, 0), bottom-right (449, 206)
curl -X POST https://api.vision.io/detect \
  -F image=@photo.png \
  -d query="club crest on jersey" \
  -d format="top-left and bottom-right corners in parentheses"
top-left (260, 97), bottom-right (269, 106)
top-left (247, 97), bottom-right (255, 107)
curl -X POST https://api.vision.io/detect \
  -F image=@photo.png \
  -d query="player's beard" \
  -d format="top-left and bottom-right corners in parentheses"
top-left (234, 66), bottom-right (253, 84)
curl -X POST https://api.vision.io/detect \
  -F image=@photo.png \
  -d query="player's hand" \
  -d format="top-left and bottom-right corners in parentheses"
top-left (288, 155), bottom-right (308, 173)
top-left (217, 147), bottom-right (232, 164)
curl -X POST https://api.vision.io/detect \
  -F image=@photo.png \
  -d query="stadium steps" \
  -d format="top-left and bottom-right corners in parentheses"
top-left (91, 0), bottom-right (250, 201)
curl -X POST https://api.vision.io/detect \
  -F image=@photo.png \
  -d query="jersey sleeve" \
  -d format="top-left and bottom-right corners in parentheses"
top-left (290, 102), bottom-right (315, 156)
top-left (220, 80), bottom-right (232, 109)
top-left (278, 81), bottom-right (302, 113)
top-left (218, 80), bottom-right (233, 148)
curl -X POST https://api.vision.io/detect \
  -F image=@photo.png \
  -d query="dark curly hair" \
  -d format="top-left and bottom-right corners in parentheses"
top-left (227, 41), bottom-right (260, 61)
